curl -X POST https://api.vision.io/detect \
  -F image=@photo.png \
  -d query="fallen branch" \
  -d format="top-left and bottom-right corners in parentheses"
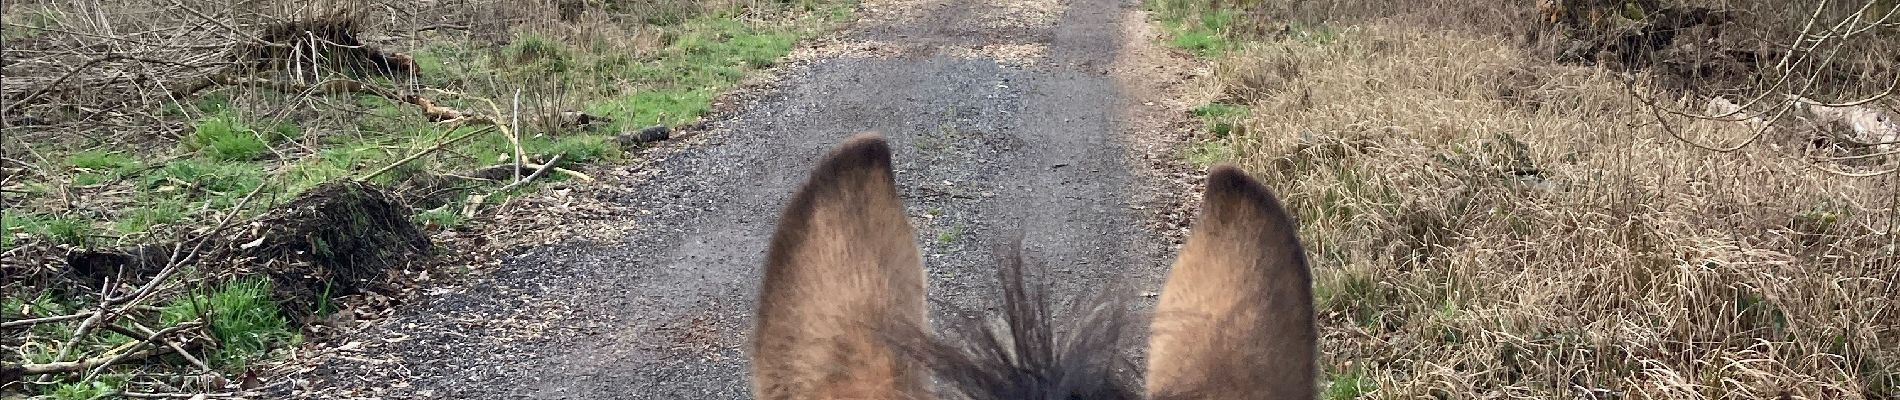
top-left (2, 53), bottom-right (125, 114)
top-left (474, 161), bottom-right (595, 182)
top-left (411, 23), bottom-right (470, 33)
top-left (496, 154), bottom-right (565, 193)
top-left (85, 321), bottom-right (203, 378)
top-left (52, 286), bottom-right (121, 367)
top-left (615, 125), bottom-right (671, 146)
top-left (20, 338), bottom-right (178, 375)
top-left (120, 322), bottom-right (210, 372)
top-left (527, 162), bottom-right (593, 182)
top-left (0, 313), bottom-right (91, 329)
top-left (510, 88), bottom-right (525, 182)
top-left (122, 392), bottom-right (238, 398)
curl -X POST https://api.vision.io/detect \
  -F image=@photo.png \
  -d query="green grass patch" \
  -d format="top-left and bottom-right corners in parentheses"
top-left (678, 22), bottom-right (800, 70)
top-left (115, 199), bottom-right (190, 235)
top-left (1146, 0), bottom-right (1260, 56)
top-left (67, 149), bottom-right (142, 173)
top-left (1169, 25), bottom-right (1229, 56)
top-left (1323, 366), bottom-right (1375, 399)
top-left (587, 89), bottom-right (717, 130)
top-left (1, 7), bottom-right (58, 42)
top-left (9, 292), bottom-right (136, 366)
top-left (143, 158), bottom-right (269, 208)
top-left (414, 206), bottom-right (464, 230)
top-left (539, 135), bottom-right (618, 163)
top-left (508, 33), bottom-right (573, 64)
top-left (2, 292), bottom-right (73, 340)
top-left (1186, 140), bottom-right (1234, 167)
top-left (460, 131), bottom-right (622, 167)
top-left (1191, 102), bottom-right (1250, 138)
top-left (66, 149), bottom-right (147, 189)
top-left (1190, 102), bottom-right (1248, 120)
top-left (936, 224), bottom-right (966, 243)
top-left (582, 15), bottom-right (804, 132)
top-left (185, 111), bottom-right (275, 161)
top-left (284, 156), bottom-right (355, 194)
top-left (3, 211), bottom-right (95, 247)
top-left (160, 278), bottom-right (297, 372)
top-left (407, 45), bottom-right (466, 87)
top-left (43, 379), bottom-right (118, 400)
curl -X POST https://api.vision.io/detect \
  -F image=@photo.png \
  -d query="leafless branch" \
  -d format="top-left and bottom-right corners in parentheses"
top-left (23, 321), bottom-right (202, 376)
top-left (3, 53), bottom-right (125, 114)
top-left (0, 313), bottom-right (92, 329)
top-left (495, 154), bottom-right (565, 193)
top-left (1622, 0), bottom-right (1899, 175)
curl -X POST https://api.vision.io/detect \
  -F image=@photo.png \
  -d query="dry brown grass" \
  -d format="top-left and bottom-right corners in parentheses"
top-left (1204, 23), bottom-right (1899, 399)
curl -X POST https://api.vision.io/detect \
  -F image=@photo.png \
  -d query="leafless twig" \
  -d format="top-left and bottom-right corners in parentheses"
top-left (23, 321), bottom-right (202, 376)
top-left (0, 313), bottom-right (92, 329)
top-left (1623, 0), bottom-right (1899, 176)
top-left (495, 154), bottom-right (565, 193)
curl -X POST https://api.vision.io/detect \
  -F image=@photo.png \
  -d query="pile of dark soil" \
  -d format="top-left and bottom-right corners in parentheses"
top-left (61, 181), bottom-right (431, 322)
top-left (219, 180), bottom-right (431, 321)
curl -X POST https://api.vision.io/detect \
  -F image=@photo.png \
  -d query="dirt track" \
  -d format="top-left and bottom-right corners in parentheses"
top-left (300, 0), bottom-right (1204, 397)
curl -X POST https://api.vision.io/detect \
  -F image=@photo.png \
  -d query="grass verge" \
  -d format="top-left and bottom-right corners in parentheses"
top-left (1149, 0), bottom-right (1898, 398)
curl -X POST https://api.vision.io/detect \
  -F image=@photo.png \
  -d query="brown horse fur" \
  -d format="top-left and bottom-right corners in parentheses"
top-left (754, 133), bottom-right (930, 399)
top-left (1145, 165), bottom-right (1317, 400)
top-left (752, 132), bottom-right (1317, 399)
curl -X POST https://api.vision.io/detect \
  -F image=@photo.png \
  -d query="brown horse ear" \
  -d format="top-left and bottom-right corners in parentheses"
top-left (1146, 164), bottom-right (1317, 399)
top-left (752, 133), bottom-right (930, 399)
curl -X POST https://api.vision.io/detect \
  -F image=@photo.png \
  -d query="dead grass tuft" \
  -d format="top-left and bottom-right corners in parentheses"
top-left (1211, 24), bottom-right (1898, 398)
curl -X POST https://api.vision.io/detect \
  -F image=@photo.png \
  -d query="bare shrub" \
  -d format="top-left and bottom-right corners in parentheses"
top-left (1174, 0), bottom-right (1898, 174)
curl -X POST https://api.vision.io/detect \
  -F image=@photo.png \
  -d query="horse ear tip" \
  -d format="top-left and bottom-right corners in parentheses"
top-left (1207, 164), bottom-right (1246, 182)
top-left (1204, 164), bottom-right (1269, 201)
top-left (827, 132), bottom-right (894, 171)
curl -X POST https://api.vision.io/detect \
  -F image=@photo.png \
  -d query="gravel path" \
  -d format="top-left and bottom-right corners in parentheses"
top-left (298, 0), bottom-right (1204, 397)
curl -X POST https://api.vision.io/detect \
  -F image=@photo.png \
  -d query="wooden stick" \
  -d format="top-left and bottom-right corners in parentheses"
top-left (0, 313), bottom-right (90, 329)
top-left (121, 392), bottom-right (237, 398)
top-left (129, 322), bottom-right (210, 372)
top-left (511, 88), bottom-right (525, 183)
top-left (496, 154), bottom-right (564, 193)
top-left (85, 321), bottom-right (201, 378)
top-left (476, 161), bottom-right (595, 182)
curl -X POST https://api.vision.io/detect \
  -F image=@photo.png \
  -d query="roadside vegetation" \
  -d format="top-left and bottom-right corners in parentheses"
top-left (2, 0), bottom-right (855, 396)
top-left (1150, 0), bottom-right (1897, 398)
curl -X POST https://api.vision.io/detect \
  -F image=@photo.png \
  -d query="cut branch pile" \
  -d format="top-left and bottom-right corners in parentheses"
top-left (0, 4), bottom-right (475, 137)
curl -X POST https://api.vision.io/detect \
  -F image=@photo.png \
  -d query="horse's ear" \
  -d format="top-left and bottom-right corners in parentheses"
top-left (1145, 165), bottom-right (1317, 399)
top-left (752, 133), bottom-right (930, 399)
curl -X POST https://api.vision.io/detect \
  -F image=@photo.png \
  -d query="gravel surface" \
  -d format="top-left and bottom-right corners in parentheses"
top-left (293, 0), bottom-right (1207, 397)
